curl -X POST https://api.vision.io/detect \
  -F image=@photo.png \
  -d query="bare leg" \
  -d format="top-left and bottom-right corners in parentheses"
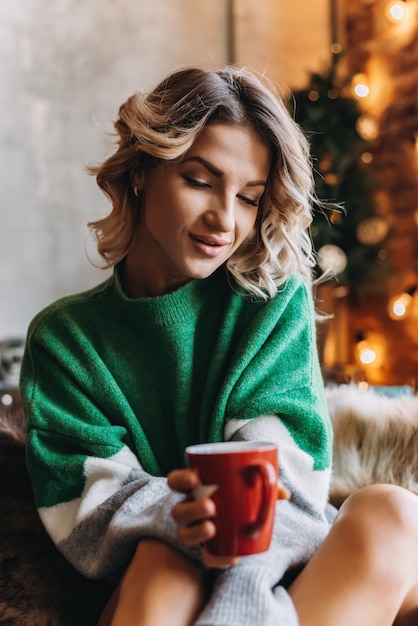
top-left (97, 539), bottom-right (207, 626)
top-left (393, 585), bottom-right (418, 626)
top-left (289, 485), bottom-right (418, 626)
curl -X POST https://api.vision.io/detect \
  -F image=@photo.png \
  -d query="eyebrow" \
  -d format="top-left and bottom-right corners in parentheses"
top-left (182, 156), bottom-right (267, 187)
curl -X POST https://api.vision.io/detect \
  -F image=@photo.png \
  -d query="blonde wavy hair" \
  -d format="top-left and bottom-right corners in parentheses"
top-left (88, 65), bottom-right (320, 299)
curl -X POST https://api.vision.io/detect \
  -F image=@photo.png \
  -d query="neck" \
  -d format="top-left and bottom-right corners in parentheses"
top-left (121, 251), bottom-right (189, 299)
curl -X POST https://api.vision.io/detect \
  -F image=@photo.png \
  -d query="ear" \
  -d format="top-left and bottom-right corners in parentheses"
top-left (130, 171), bottom-right (145, 193)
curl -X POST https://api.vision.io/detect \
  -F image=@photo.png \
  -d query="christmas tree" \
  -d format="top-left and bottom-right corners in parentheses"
top-left (289, 65), bottom-right (390, 298)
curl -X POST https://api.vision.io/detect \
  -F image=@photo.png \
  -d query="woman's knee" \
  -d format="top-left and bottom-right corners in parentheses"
top-left (339, 484), bottom-right (418, 532)
top-left (335, 485), bottom-right (418, 575)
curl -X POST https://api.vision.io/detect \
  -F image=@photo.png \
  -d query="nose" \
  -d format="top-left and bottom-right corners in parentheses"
top-left (204, 193), bottom-right (235, 233)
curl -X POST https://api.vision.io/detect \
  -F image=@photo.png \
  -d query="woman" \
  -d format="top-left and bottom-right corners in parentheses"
top-left (20, 66), bottom-right (418, 626)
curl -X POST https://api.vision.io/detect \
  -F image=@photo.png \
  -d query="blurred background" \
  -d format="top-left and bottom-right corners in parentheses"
top-left (0, 0), bottom-right (417, 389)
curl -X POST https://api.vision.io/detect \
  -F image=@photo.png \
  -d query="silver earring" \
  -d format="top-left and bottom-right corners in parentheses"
top-left (134, 186), bottom-right (139, 197)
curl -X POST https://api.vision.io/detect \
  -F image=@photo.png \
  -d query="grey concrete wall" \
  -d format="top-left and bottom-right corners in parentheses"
top-left (0, 0), bottom-right (229, 339)
top-left (0, 0), bottom-right (330, 340)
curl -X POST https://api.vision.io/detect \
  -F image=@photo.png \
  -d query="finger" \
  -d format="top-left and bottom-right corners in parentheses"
top-left (177, 519), bottom-right (216, 546)
top-left (202, 546), bottom-right (240, 569)
top-left (167, 468), bottom-right (200, 493)
top-left (278, 485), bottom-right (291, 501)
top-left (172, 496), bottom-right (216, 526)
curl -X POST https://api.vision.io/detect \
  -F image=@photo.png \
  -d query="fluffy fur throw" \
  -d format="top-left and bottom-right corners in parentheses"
top-left (0, 395), bottom-right (111, 625)
top-left (326, 384), bottom-right (418, 508)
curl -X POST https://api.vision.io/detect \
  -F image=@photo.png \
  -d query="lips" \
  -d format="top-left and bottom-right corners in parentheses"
top-left (189, 234), bottom-right (231, 257)
top-left (190, 234), bottom-right (229, 247)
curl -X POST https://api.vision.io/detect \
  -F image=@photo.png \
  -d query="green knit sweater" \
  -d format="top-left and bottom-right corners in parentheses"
top-left (21, 266), bottom-right (333, 626)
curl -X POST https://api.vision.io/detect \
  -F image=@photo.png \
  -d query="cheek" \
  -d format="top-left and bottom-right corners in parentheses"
top-left (142, 189), bottom-right (174, 231)
top-left (233, 222), bottom-right (257, 255)
top-left (240, 210), bottom-right (258, 240)
top-left (243, 226), bottom-right (257, 247)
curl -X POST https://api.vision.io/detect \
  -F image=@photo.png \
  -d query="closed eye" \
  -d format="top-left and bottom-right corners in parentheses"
top-left (184, 176), bottom-right (210, 189)
top-left (237, 194), bottom-right (259, 207)
top-left (184, 175), bottom-right (261, 206)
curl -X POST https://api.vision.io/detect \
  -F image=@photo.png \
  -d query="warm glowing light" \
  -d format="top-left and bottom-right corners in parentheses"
top-left (358, 381), bottom-right (369, 390)
top-left (388, 291), bottom-right (414, 319)
top-left (386, 0), bottom-right (406, 22)
top-left (355, 333), bottom-right (386, 369)
top-left (356, 216), bottom-right (389, 245)
top-left (354, 83), bottom-right (369, 98)
top-left (361, 151), bottom-right (373, 164)
top-left (330, 210), bottom-right (343, 224)
top-left (352, 74), bottom-right (370, 99)
top-left (317, 244), bottom-right (347, 275)
top-left (330, 43), bottom-right (342, 54)
top-left (308, 90), bottom-right (319, 102)
top-left (394, 301), bottom-right (407, 316)
top-left (327, 89), bottom-right (339, 100)
top-left (324, 172), bottom-right (342, 186)
top-left (356, 115), bottom-right (379, 140)
top-left (358, 341), bottom-right (377, 365)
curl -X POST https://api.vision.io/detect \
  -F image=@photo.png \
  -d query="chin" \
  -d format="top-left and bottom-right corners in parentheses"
top-left (191, 266), bottom-right (222, 280)
top-left (183, 260), bottom-right (224, 281)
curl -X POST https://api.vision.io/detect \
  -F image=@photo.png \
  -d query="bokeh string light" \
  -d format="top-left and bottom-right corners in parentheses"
top-left (386, 0), bottom-right (407, 22)
top-left (387, 286), bottom-right (418, 320)
top-left (348, 0), bottom-right (418, 326)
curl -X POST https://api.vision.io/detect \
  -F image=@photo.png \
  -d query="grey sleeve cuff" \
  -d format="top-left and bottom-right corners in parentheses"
top-left (195, 565), bottom-right (300, 626)
top-left (58, 477), bottom-right (201, 581)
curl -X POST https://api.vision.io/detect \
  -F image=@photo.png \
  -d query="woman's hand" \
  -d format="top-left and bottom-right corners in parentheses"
top-left (168, 468), bottom-right (291, 570)
top-left (168, 468), bottom-right (216, 546)
top-left (168, 468), bottom-right (240, 569)
top-left (278, 484), bottom-right (291, 501)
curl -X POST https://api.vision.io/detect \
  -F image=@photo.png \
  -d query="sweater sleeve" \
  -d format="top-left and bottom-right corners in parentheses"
top-left (20, 324), bottom-right (199, 583)
top-left (195, 280), bottom-right (333, 625)
top-left (194, 412), bottom-right (331, 626)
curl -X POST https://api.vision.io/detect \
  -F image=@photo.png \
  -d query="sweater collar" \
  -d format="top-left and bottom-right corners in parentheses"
top-left (109, 264), bottom-right (229, 326)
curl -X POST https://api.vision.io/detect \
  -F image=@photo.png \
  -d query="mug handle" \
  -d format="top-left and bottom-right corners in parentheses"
top-left (242, 462), bottom-right (277, 539)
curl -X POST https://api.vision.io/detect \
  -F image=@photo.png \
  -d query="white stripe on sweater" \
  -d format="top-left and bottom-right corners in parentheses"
top-left (225, 415), bottom-right (330, 507)
top-left (39, 445), bottom-right (141, 543)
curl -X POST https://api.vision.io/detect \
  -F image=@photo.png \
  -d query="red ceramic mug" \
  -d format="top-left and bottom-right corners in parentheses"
top-left (185, 441), bottom-right (279, 557)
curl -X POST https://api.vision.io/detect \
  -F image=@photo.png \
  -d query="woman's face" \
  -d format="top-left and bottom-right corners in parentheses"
top-left (129, 122), bottom-right (271, 297)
